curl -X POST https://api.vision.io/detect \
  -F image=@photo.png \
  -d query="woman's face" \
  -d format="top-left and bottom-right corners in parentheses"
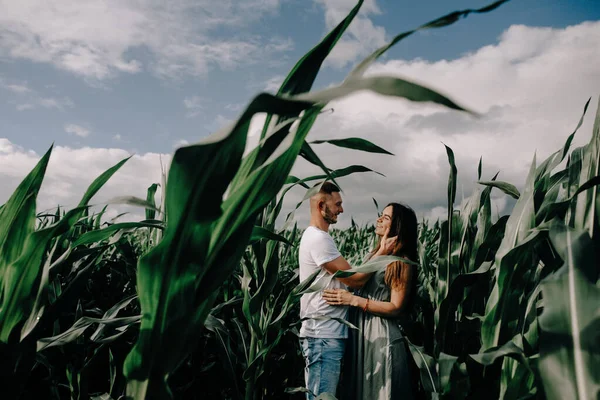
top-left (375, 205), bottom-right (393, 237)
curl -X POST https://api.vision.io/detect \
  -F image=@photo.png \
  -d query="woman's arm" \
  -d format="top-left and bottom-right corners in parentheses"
top-left (349, 288), bottom-right (407, 318)
top-left (322, 286), bottom-right (409, 318)
top-left (322, 263), bottom-right (414, 318)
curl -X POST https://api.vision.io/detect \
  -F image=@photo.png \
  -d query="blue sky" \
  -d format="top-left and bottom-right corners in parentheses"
top-left (1, 0), bottom-right (599, 225)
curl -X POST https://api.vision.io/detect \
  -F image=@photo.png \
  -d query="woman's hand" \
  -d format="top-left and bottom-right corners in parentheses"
top-left (376, 229), bottom-right (398, 256)
top-left (323, 288), bottom-right (356, 306)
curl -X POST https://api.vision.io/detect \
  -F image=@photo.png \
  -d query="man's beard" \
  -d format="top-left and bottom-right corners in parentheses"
top-left (322, 205), bottom-right (337, 224)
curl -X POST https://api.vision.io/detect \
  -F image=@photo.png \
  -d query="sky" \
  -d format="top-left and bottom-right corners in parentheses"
top-left (1, 0), bottom-right (600, 228)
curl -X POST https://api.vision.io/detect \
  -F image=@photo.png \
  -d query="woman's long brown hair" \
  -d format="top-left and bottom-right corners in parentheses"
top-left (372, 203), bottom-right (419, 291)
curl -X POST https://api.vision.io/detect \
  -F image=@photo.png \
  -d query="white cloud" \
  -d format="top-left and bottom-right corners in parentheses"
top-left (0, 139), bottom-right (168, 222)
top-left (314, 0), bottom-right (387, 68)
top-left (0, 0), bottom-right (293, 82)
top-left (183, 96), bottom-right (203, 118)
top-left (173, 139), bottom-right (189, 148)
top-left (65, 124), bottom-right (90, 138)
top-left (264, 75), bottom-right (285, 92)
top-left (225, 103), bottom-right (243, 112)
top-left (213, 115), bottom-right (234, 131)
top-left (6, 83), bottom-right (31, 93)
top-left (16, 103), bottom-right (34, 111)
top-left (39, 97), bottom-right (74, 110)
top-left (1, 77), bottom-right (74, 111)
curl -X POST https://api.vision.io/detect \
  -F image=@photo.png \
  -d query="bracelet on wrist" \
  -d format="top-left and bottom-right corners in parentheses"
top-left (362, 298), bottom-right (369, 312)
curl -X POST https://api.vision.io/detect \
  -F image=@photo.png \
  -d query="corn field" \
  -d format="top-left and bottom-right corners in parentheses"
top-left (0, 0), bottom-right (598, 399)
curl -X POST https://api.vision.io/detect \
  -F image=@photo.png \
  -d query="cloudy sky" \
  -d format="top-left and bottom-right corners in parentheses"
top-left (1, 0), bottom-right (599, 228)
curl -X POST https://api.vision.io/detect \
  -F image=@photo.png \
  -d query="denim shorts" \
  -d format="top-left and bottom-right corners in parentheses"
top-left (300, 337), bottom-right (346, 400)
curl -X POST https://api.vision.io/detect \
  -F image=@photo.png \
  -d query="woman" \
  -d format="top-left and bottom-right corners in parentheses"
top-left (323, 202), bottom-right (418, 400)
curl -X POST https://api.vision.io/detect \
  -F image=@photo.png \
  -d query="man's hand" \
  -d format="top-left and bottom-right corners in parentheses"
top-left (323, 288), bottom-right (357, 306)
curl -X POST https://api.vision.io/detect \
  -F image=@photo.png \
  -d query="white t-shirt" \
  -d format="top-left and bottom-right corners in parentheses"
top-left (298, 226), bottom-right (348, 339)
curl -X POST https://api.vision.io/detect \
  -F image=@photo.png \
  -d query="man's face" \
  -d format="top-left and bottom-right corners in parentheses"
top-left (321, 192), bottom-right (344, 224)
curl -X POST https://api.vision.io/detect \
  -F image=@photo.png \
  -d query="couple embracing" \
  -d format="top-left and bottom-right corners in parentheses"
top-left (299, 182), bottom-right (417, 400)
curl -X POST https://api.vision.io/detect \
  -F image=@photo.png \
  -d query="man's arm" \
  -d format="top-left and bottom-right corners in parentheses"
top-left (321, 256), bottom-right (372, 289)
top-left (321, 234), bottom-right (398, 289)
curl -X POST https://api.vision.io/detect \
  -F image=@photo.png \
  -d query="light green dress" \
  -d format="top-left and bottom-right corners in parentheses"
top-left (340, 268), bottom-right (415, 400)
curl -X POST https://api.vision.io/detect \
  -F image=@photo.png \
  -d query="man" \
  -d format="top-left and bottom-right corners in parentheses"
top-left (298, 182), bottom-right (393, 399)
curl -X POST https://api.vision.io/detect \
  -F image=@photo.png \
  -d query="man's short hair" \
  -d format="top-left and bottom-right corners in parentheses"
top-left (319, 181), bottom-right (340, 195)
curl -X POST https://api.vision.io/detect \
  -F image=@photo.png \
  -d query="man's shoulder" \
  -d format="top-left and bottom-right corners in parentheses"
top-left (301, 226), bottom-right (332, 244)
top-left (302, 226), bottom-right (331, 238)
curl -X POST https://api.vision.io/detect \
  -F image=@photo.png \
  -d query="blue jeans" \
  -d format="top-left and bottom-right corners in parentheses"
top-left (300, 338), bottom-right (346, 400)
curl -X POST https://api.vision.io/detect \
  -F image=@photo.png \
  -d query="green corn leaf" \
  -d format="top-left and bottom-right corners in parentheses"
top-left (435, 261), bottom-right (493, 352)
top-left (37, 315), bottom-right (141, 352)
top-left (536, 98), bottom-right (590, 184)
top-left (268, 268), bottom-right (323, 328)
top-left (0, 145), bottom-right (52, 283)
top-left (521, 283), bottom-right (542, 348)
top-left (470, 339), bottom-right (527, 366)
top-left (91, 394), bottom-right (114, 400)
top-left (79, 156), bottom-right (131, 207)
top-left (285, 387), bottom-right (312, 395)
top-left (283, 164), bottom-right (383, 186)
top-left (536, 169), bottom-right (570, 223)
top-left (470, 171), bottom-right (500, 269)
top-left (235, 118), bottom-right (299, 191)
top-left (539, 175), bottom-right (600, 223)
top-left (250, 226), bottom-right (294, 246)
top-left (94, 205), bottom-right (108, 230)
top-left (299, 141), bottom-right (342, 190)
top-left (106, 196), bottom-right (161, 212)
top-left (478, 180), bottom-right (520, 199)
top-left (284, 175), bottom-right (310, 188)
top-left (0, 207), bottom-right (85, 343)
top-left (295, 75), bottom-right (473, 114)
top-left (330, 255), bottom-right (418, 279)
top-left (561, 98), bottom-right (590, 161)
top-left (572, 96), bottom-right (600, 238)
top-left (310, 137), bottom-right (393, 155)
top-left (348, 0), bottom-right (511, 78)
top-left (145, 183), bottom-right (159, 220)
top-left (572, 175), bottom-right (600, 199)
top-left (539, 224), bottom-right (600, 400)
top-left (482, 152), bottom-right (538, 350)
top-left (406, 338), bottom-right (439, 393)
top-left (438, 352), bottom-right (459, 394)
top-left (481, 229), bottom-right (545, 352)
top-left (315, 394), bottom-right (337, 400)
top-left (90, 295), bottom-right (139, 342)
top-left (0, 154), bottom-right (130, 343)
top-left (434, 143), bottom-right (458, 346)
top-left (258, 0), bottom-right (364, 141)
top-left (72, 221), bottom-right (164, 248)
top-left (124, 98), bottom-right (322, 398)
